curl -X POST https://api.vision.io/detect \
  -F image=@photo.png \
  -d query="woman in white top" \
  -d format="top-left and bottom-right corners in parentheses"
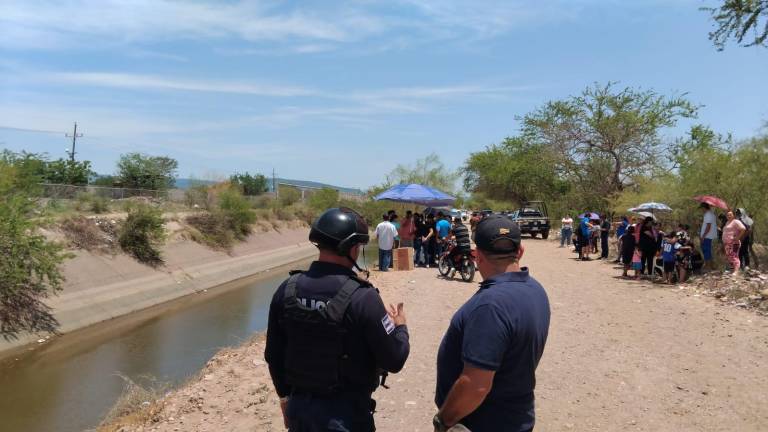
top-left (560, 215), bottom-right (574, 247)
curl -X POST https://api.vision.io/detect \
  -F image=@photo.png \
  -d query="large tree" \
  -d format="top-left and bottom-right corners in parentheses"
top-left (43, 158), bottom-right (94, 185)
top-left (521, 83), bottom-right (697, 195)
top-left (230, 172), bottom-right (268, 196)
top-left (386, 153), bottom-right (458, 193)
top-left (703, 0), bottom-right (768, 49)
top-left (116, 153), bottom-right (178, 190)
top-left (463, 137), bottom-right (565, 204)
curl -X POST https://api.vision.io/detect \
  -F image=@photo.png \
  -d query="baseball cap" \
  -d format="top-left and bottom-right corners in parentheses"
top-left (474, 214), bottom-right (521, 254)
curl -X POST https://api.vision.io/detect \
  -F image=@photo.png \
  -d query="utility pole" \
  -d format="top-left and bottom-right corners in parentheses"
top-left (273, 168), bottom-right (279, 199)
top-left (65, 122), bottom-right (83, 161)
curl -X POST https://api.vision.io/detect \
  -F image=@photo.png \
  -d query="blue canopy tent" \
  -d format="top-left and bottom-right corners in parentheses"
top-left (373, 183), bottom-right (456, 207)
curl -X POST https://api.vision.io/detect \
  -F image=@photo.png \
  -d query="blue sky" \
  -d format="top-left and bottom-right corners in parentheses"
top-left (1, 0), bottom-right (766, 190)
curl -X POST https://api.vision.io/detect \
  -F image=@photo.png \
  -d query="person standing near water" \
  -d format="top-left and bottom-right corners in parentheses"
top-left (375, 214), bottom-right (397, 271)
top-left (265, 208), bottom-right (410, 432)
top-left (433, 216), bottom-right (550, 432)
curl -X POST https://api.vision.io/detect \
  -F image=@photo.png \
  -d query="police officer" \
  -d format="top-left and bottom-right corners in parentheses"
top-left (434, 215), bottom-right (549, 432)
top-left (265, 207), bottom-right (411, 431)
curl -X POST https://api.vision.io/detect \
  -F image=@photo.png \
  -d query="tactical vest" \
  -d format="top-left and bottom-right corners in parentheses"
top-left (281, 271), bottom-right (368, 395)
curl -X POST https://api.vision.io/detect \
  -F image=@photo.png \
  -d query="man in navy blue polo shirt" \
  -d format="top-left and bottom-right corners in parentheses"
top-left (433, 215), bottom-right (550, 432)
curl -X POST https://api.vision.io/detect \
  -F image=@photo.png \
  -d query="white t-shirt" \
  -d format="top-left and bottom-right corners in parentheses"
top-left (375, 221), bottom-right (397, 250)
top-left (700, 210), bottom-right (717, 239)
top-left (561, 217), bottom-right (573, 229)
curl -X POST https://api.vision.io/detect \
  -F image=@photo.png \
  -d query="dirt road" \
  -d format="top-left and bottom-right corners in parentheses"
top-left (110, 239), bottom-right (768, 432)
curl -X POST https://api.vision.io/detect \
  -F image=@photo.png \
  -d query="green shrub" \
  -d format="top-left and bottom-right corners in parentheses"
top-left (274, 206), bottom-right (296, 221)
top-left (184, 184), bottom-right (210, 209)
top-left (90, 195), bottom-right (109, 214)
top-left (308, 188), bottom-right (339, 212)
top-left (218, 189), bottom-right (256, 238)
top-left (119, 204), bottom-right (165, 266)
top-left (0, 193), bottom-right (69, 339)
top-left (46, 198), bottom-right (62, 211)
top-left (74, 192), bottom-right (92, 211)
top-left (185, 213), bottom-right (234, 250)
top-left (290, 204), bottom-right (317, 225)
top-left (185, 189), bottom-right (257, 250)
top-left (253, 208), bottom-right (276, 222)
top-left (251, 195), bottom-right (273, 209)
top-left (278, 186), bottom-right (301, 206)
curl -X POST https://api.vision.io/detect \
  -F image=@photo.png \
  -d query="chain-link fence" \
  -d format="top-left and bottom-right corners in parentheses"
top-left (39, 183), bottom-right (170, 200)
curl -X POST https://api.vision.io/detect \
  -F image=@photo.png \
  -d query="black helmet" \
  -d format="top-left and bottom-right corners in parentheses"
top-left (309, 207), bottom-right (369, 256)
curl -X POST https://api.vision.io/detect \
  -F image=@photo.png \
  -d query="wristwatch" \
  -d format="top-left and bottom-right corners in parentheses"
top-left (433, 414), bottom-right (448, 432)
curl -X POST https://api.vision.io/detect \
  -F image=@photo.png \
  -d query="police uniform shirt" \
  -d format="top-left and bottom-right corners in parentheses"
top-left (265, 261), bottom-right (410, 397)
top-left (435, 268), bottom-right (550, 432)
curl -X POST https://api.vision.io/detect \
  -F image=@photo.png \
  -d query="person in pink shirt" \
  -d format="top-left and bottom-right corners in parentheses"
top-left (722, 210), bottom-right (747, 272)
top-left (399, 210), bottom-right (416, 248)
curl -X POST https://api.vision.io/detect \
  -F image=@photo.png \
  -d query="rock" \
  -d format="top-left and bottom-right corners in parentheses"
top-left (252, 359), bottom-right (265, 367)
top-left (760, 289), bottom-right (768, 298)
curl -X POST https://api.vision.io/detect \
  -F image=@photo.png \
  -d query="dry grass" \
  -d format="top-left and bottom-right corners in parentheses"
top-left (96, 375), bottom-right (168, 432)
top-left (59, 216), bottom-right (120, 253)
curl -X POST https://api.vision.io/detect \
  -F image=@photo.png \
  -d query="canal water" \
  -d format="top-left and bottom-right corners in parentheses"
top-left (0, 248), bottom-right (378, 432)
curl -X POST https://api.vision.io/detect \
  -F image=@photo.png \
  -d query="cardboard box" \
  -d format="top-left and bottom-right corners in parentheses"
top-left (392, 247), bottom-right (414, 271)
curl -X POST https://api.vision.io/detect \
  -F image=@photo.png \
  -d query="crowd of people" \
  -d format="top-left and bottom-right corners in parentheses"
top-left (560, 203), bottom-right (756, 284)
top-left (266, 208), bottom-right (549, 432)
top-left (374, 209), bottom-right (483, 271)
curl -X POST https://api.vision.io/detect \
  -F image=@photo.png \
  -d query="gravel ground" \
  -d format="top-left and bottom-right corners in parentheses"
top-left (108, 239), bottom-right (768, 432)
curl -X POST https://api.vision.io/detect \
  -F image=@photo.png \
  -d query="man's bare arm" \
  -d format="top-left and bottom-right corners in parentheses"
top-left (437, 364), bottom-right (495, 427)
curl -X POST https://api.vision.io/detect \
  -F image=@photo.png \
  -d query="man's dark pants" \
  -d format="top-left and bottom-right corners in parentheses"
top-left (739, 235), bottom-right (751, 268)
top-left (426, 240), bottom-right (437, 266)
top-left (287, 394), bottom-right (375, 432)
top-left (601, 233), bottom-right (609, 259)
top-left (576, 231), bottom-right (584, 258)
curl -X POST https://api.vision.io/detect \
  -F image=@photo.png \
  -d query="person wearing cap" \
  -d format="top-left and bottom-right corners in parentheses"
top-left (433, 215), bottom-right (551, 432)
top-left (265, 208), bottom-right (410, 431)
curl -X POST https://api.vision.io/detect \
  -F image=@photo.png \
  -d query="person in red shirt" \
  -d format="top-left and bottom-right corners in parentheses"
top-left (399, 210), bottom-right (416, 248)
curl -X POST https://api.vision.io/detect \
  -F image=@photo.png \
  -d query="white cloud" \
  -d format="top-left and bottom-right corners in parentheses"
top-left (43, 72), bottom-right (319, 97)
top-left (21, 69), bottom-right (533, 105)
top-left (0, 0), bottom-right (589, 51)
top-left (0, 0), bottom-right (378, 50)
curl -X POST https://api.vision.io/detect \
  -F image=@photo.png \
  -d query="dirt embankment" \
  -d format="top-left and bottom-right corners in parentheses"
top-left (101, 239), bottom-right (768, 432)
top-left (0, 224), bottom-right (314, 355)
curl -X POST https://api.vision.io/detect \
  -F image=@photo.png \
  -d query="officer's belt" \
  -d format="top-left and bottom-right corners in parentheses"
top-left (290, 388), bottom-right (373, 400)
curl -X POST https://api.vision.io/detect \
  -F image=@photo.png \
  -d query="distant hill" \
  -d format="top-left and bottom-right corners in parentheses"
top-left (172, 177), bottom-right (362, 195)
top-left (269, 178), bottom-right (363, 195)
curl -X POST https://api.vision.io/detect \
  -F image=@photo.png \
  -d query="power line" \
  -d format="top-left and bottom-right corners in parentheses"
top-left (65, 122), bottom-right (83, 161)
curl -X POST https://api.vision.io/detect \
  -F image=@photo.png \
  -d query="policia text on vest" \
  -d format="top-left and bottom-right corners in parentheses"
top-left (265, 208), bottom-right (410, 432)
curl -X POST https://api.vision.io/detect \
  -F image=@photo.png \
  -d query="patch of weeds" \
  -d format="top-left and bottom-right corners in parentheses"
top-left (119, 204), bottom-right (165, 266)
top-left (97, 375), bottom-right (168, 432)
top-left (60, 216), bottom-right (119, 253)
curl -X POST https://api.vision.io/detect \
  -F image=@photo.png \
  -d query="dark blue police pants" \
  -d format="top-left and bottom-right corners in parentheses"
top-left (287, 394), bottom-right (375, 432)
